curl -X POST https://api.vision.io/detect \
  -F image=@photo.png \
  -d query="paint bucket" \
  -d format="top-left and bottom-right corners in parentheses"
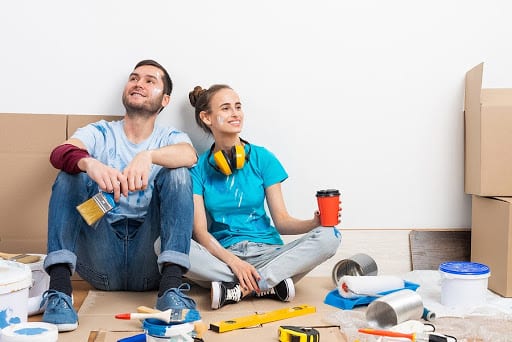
top-left (365, 289), bottom-right (424, 329)
top-left (331, 253), bottom-right (378, 286)
top-left (0, 260), bottom-right (32, 330)
top-left (0, 322), bottom-right (58, 342)
top-left (143, 319), bottom-right (195, 341)
top-left (439, 261), bottom-right (490, 308)
top-left (26, 254), bottom-right (50, 316)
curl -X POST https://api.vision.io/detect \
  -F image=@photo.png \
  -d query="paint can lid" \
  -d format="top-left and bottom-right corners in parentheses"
top-left (439, 261), bottom-right (490, 275)
top-left (0, 260), bottom-right (32, 295)
top-left (0, 322), bottom-right (58, 342)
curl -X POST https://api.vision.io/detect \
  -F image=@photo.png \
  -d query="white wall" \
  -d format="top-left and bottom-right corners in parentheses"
top-left (2, 0), bottom-right (511, 229)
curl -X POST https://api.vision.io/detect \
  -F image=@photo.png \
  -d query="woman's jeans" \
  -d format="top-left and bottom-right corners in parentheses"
top-left (44, 167), bottom-right (193, 291)
top-left (185, 227), bottom-right (341, 291)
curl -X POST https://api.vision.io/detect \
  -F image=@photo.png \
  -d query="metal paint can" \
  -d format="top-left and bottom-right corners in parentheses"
top-left (331, 253), bottom-right (378, 286)
top-left (143, 319), bottom-right (195, 341)
top-left (365, 289), bottom-right (424, 329)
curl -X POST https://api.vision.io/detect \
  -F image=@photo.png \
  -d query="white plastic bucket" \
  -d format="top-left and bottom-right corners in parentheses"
top-left (26, 255), bottom-right (50, 316)
top-left (0, 260), bottom-right (32, 330)
top-left (439, 261), bottom-right (490, 308)
top-left (0, 322), bottom-right (58, 342)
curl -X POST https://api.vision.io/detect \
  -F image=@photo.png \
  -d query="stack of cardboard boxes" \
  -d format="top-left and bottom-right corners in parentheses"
top-left (464, 63), bottom-right (512, 297)
top-left (0, 114), bottom-right (119, 254)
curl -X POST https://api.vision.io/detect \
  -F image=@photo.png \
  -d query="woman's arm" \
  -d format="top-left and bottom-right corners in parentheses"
top-left (266, 183), bottom-right (322, 235)
top-left (192, 194), bottom-right (261, 292)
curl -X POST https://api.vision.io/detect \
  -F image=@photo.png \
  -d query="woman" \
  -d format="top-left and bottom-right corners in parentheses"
top-left (185, 84), bottom-right (341, 309)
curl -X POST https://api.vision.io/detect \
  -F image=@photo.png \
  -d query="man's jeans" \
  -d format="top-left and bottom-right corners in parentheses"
top-left (185, 227), bottom-right (341, 290)
top-left (44, 167), bottom-right (193, 291)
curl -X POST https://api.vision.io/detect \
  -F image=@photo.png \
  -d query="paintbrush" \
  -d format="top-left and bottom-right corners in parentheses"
top-left (0, 252), bottom-right (41, 264)
top-left (76, 192), bottom-right (116, 226)
top-left (115, 308), bottom-right (201, 324)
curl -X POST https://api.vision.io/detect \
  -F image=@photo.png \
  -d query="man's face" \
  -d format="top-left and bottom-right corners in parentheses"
top-left (122, 65), bottom-right (170, 116)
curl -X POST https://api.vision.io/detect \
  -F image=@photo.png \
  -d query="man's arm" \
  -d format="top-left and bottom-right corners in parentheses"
top-left (49, 138), bottom-right (90, 174)
top-left (50, 138), bottom-right (128, 201)
top-left (149, 142), bottom-right (198, 168)
top-left (122, 142), bottom-right (197, 193)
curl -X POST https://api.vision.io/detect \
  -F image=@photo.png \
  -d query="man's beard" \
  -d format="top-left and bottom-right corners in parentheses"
top-left (122, 94), bottom-right (162, 118)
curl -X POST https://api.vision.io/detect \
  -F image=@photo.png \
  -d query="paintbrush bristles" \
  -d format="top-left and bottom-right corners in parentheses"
top-left (76, 192), bottom-right (115, 226)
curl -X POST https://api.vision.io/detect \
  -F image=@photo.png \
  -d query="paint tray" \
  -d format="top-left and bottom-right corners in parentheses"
top-left (323, 280), bottom-right (420, 310)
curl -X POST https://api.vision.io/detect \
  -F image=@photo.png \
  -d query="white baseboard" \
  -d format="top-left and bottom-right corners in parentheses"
top-left (283, 229), bottom-right (413, 281)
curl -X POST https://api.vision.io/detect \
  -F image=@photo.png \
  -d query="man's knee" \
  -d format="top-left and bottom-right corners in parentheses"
top-left (157, 167), bottom-right (192, 189)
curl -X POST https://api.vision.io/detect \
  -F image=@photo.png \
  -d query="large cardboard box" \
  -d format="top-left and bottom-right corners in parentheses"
top-left (66, 114), bottom-right (120, 138)
top-left (0, 114), bottom-right (65, 253)
top-left (471, 195), bottom-right (512, 297)
top-left (464, 63), bottom-right (512, 196)
top-left (0, 113), bottom-right (120, 254)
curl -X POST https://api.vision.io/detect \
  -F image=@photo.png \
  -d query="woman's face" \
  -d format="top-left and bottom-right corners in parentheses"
top-left (202, 88), bottom-right (244, 135)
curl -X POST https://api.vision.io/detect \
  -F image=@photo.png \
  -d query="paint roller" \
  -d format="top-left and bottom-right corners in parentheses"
top-left (338, 275), bottom-right (405, 298)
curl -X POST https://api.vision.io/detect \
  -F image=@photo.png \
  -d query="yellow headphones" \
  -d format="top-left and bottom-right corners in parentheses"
top-left (208, 138), bottom-right (250, 176)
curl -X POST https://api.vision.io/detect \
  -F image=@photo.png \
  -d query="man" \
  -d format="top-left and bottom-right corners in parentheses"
top-left (41, 60), bottom-right (197, 332)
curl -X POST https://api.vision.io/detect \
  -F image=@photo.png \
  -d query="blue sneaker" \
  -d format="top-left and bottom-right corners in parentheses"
top-left (40, 290), bottom-right (78, 332)
top-left (156, 283), bottom-right (197, 311)
top-left (156, 283), bottom-right (200, 323)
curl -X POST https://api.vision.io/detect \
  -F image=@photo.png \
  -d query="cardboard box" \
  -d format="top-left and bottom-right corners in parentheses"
top-left (66, 114), bottom-right (121, 138)
top-left (471, 195), bottom-right (512, 297)
top-left (0, 113), bottom-right (120, 254)
top-left (464, 63), bottom-right (512, 196)
top-left (0, 114), bottom-right (65, 253)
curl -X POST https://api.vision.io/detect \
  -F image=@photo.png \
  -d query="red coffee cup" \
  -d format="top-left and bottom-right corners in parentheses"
top-left (316, 189), bottom-right (340, 227)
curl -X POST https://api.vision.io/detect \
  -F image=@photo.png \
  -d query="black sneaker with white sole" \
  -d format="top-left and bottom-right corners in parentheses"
top-left (255, 278), bottom-right (295, 302)
top-left (211, 281), bottom-right (243, 309)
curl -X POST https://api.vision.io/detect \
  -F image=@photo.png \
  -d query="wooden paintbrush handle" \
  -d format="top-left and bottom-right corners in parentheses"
top-left (137, 305), bottom-right (161, 313)
top-left (0, 252), bottom-right (41, 264)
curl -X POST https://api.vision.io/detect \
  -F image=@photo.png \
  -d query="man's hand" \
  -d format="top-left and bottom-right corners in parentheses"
top-left (79, 158), bottom-right (128, 202)
top-left (123, 150), bottom-right (152, 192)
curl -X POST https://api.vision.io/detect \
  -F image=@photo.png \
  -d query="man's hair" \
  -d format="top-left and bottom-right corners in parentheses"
top-left (134, 60), bottom-right (173, 96)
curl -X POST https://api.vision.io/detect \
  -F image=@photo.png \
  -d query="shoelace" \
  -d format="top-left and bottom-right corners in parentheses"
top-left (256, 287), bottom-right (276, 297)
top-left (39, 290), bottom-right (73, 309)
top-left (225, 284), bottom-right (242, 302)
top-left (165, 283), bottom-right (196, 307)
top-left (176, 283), bottom-right (191, 294)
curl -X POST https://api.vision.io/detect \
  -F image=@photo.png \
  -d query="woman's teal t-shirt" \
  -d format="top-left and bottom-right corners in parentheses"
top-left (190, 143), bottom-right (288, 248)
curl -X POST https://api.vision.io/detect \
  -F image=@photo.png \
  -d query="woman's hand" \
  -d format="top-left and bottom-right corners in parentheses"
top-left (227, 257), bottom-right (261, 293)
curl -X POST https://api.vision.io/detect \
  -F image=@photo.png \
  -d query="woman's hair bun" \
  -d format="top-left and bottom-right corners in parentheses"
top-left (189, 86), bottom-right (205, 107)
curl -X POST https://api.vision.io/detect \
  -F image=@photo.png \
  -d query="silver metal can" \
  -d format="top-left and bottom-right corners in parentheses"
top-left (365, 289), bottom-right (424, 329)
top-left (331, 253), bottom-right (378, 286)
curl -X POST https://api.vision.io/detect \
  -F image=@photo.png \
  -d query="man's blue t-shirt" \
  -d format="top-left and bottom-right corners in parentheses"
top-left (190, 143), bottom-right (288, 248)
top-left (72, 119), bottom-right (192, 221)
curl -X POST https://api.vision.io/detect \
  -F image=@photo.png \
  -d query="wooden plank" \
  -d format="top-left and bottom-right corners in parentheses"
top-left (409, 230), bottom-right (471, 270)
